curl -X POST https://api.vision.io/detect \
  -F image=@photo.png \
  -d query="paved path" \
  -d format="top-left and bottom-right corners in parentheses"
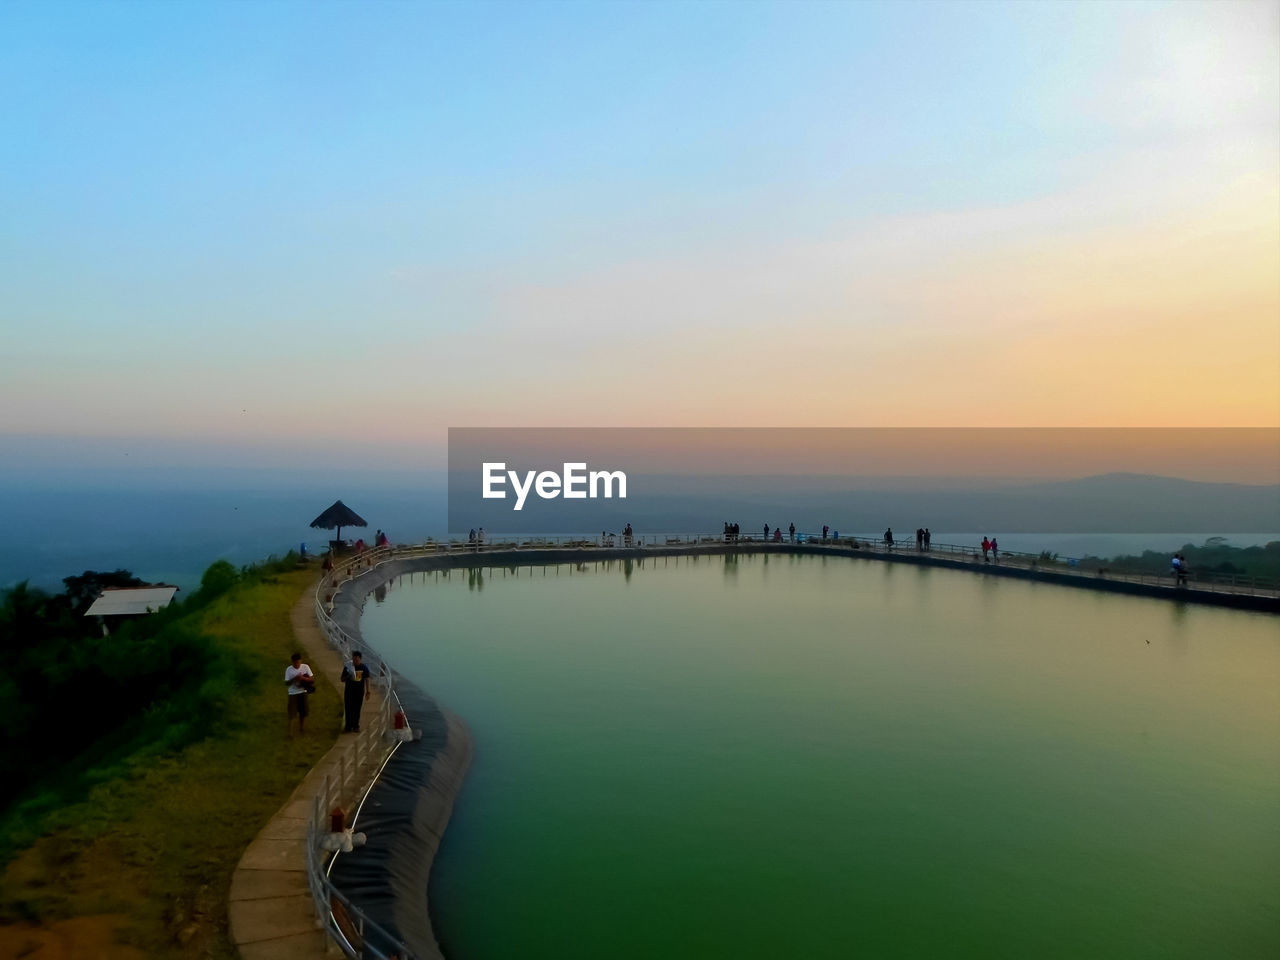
top-left (229, 579), bottom-right (387, 960)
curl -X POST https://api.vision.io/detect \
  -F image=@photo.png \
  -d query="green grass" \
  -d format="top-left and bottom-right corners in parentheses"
top-left (0, 566), bottom-right (342, 957)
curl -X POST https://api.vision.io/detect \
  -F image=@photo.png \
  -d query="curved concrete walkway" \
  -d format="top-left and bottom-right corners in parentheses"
top-left (228, 581), bottom-right (386, 960)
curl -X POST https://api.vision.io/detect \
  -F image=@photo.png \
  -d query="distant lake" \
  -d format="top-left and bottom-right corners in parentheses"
top-left (0, 484), bottom-right (1273, 592)
top-left (363, 553), bottom-right (1280, 959)
top-left (0, 485), bottom-right (447, 592)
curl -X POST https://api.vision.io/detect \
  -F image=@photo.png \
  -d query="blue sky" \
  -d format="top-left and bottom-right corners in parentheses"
top-left (1, 1), bottom-right (1276, 471)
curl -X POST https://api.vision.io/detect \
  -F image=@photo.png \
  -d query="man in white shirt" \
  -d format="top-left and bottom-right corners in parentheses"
top-left (285, 652), bottom-right (314, 735)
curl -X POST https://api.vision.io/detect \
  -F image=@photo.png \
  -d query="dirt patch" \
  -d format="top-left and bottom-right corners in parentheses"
top-left (0, 915), bottom-right (145, 960)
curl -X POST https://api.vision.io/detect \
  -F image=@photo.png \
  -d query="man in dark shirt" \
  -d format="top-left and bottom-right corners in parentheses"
top-left (341, 651), bottom-right (372, 733)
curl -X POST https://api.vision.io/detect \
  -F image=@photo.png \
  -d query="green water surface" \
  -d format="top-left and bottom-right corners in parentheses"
top-left (360, 553), bottom-right (1280, 959)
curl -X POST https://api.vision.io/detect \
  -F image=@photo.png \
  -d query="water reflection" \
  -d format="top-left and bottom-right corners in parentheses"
top-left (723, 554), bottom-right (739, 582)
top-left (362, 553), bottom-right (1280, 960)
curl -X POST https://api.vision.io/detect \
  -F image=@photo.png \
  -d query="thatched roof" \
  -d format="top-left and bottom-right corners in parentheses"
top-left (310, 500), bottom-right (368, 530)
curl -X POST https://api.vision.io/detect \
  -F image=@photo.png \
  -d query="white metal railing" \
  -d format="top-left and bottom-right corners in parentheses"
top-left (307, 545), bottom-right (418, 960)
top-left (360, 533), bottom-right (1278, 600)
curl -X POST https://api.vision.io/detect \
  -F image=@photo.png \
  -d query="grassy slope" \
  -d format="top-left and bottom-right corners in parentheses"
top-left (0, 566), bottom-right (341, 957)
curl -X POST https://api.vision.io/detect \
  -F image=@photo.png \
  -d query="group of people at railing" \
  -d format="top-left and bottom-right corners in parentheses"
top-left (724, 521), bottom-right (843, 542)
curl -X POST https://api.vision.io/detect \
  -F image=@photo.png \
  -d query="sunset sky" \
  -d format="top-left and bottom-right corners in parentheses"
top-left (1, 1), bottom-right (1277, 477)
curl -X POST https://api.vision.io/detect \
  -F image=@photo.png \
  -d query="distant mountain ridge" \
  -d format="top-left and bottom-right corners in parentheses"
top-left (454, 472), bottom-right (1280, 534)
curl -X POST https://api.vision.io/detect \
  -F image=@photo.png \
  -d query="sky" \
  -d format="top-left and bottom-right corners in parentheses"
top-left (1, 0), bottom-right (1278, 481)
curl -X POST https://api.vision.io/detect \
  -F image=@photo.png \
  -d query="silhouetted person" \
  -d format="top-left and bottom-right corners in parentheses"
top-left (341, 651), bottom-right (372, 733)
top-left (884, 528), bottom-right (893, 550)
top-left (822, 524), bottom-right (829, 541)
top-left (982, 537), bottom-right (991, 562)
top-left (916, 528), bottom-right (924, 550)
top-left (789, 522), bottom-right (795, 541)
top-left (990, 537), bottom-right (999, 562)
top-left (764, 523), bottom-right (770, 540)
top-left (924, 528), bottom-right (931, 550)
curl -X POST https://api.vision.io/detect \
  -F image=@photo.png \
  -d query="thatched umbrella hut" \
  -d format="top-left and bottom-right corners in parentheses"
top-left (310, 500), bottom-right (368, 548)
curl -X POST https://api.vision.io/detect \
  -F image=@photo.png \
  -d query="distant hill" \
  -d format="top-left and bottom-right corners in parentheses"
top-left (453, 472), bottom-right (1280, 534)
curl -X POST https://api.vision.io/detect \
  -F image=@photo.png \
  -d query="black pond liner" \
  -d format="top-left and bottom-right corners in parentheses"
top-left (324, 560), bottom-right (472, 960)
top-left (327, 675), bottom-right (470, 960)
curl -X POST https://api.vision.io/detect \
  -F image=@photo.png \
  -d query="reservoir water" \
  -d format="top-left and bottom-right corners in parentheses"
top-left (361, 553), bottom-right (1280, 959)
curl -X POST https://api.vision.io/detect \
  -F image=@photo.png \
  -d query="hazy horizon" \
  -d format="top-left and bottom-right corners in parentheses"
top-left (3, 427), bottom-right (1277, 490)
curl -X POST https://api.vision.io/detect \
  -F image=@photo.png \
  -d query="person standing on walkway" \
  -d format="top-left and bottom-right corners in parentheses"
top-left (916, 528), bottom-right (924, 550)
top-left (982, 537), bottom-right (991, 562)
top-left (924, 528), bottom-right (931, 551)
top-left (285, 652), bottom-right (314, 736)
top-left (341, 651), bottom-right (372, 733)
top-left (991, 537), bottom-right (999, 562)
top-left (764, 523), bottom-right (770, 540)
top-left (789, 522), bottom-right (796, 541)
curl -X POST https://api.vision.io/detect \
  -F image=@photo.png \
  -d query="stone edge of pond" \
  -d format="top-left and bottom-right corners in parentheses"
top-left (328, 558), bottom-right (474, 960)
top-left (393, 542), bottom-right (1278, 613)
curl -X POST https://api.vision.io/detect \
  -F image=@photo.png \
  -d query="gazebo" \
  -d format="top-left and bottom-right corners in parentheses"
top-left (310, 500), bottom-right (368, 551)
